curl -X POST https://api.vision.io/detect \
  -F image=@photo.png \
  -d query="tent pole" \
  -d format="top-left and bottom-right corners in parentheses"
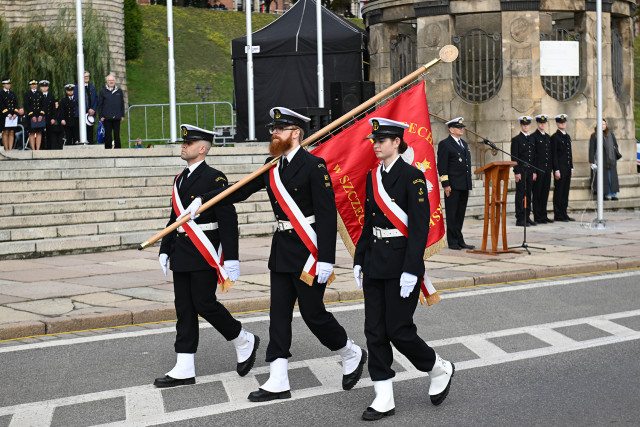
top-left (317, 0), bottom-right (324, 108)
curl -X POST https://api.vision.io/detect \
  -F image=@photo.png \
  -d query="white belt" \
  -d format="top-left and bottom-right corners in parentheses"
top-left (373, 226), bottom-right (404, 238)
top-left (277, 215), bottom-right (316, 231)
top-left (177, 222), bottom-right (218, 233)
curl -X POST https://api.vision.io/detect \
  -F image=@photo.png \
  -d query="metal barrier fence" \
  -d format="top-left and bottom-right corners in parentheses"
top-left (127, 101), bottom-right (235, 147)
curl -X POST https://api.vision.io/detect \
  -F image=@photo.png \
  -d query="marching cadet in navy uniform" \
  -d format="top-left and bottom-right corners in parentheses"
top-left (354, 118), bottom-right (455, 421)
top-left (60, 84), bottom-right (79, 146)
top-left (1, 77), bottom-right (22, 151)
top-left (551, 114), bottom-right (575, 222)
top-left (531, 114), bottom-right (553, 224)
top-left (155, 124), bottom-right (259, 388)
top-left (39, 80), bottom-right (56, 150)
top-left (24, 79), bottom-right (46, 151)
top-left (510, 116), bottom-right (537, 227)
top-left (181, 107), bottom-right (366, 402)
top-left (436, 117), bottom-right (474, 250)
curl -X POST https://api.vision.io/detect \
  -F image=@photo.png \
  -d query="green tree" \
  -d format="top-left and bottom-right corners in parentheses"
top-left (124, 0), bottom-right (143, 60)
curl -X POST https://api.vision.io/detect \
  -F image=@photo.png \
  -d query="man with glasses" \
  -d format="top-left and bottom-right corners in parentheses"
top-left (180, 107), bottom-right (366, 402)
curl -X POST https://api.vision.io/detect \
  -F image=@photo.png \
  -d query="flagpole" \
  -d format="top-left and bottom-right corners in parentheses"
top-left (167, 2), bottom-right (178, 143)
top-left (316, 0), bottom-right (324, 108)
top-left (75, 0), bottom-right (87, 144)
top-left (139, 45), bottom-right (459, 250)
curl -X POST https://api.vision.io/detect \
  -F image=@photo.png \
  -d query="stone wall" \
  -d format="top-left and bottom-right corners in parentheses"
top-left (0, 0), bottom-right (127, 104)
top-left (364, 0), bottom-right (638, 183)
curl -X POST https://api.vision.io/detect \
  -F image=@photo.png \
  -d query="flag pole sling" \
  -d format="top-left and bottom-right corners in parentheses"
top-left (139, 45), bottom-right (459, 250)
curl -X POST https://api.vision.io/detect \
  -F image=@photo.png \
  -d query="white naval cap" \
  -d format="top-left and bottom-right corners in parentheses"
top-left (364, 117), bottom-right (410, 140)
top-left (518, 116), bottom-right (532, 125)
top-left (180, 123), bottom-right (220, 142)
top-left (268, 107), bottom-right (310, 128)
top-left (535, 114), bottom-right (549, 123)
top-left (554, 114), bottom-right (568, 123)
top-left (445, 117), bottom-right (465, 128)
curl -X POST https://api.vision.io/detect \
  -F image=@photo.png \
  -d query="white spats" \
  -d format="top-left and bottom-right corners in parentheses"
top-left (232, 329), bottom-right (255, 363)
top-left (261, 358), bottom-right (290, 393)
top-left (337, 339), bottom-right (363, 375)
top-left (370, 379), bottom-right (395, 413)
top-left (166, 353), bottom-right (195, 379)
top-left (428, 354), bottom-right (453, 396)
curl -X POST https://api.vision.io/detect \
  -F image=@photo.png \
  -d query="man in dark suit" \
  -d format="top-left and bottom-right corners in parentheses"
top-left (354, 118), bottom-right (455, 421)
top-left (60, 84), bottom-right (79, 145)
top-left (436, 117), bottom-right (474, 250)
top-left (551, 114), bottom-right (575, 222)
top-left (154, 124), bottom-right (259, 388)
top-left (511, 116), bottom-right (537, 227)
top-left (181, 107), bottom-right (366, 402)
top-left (75, 71), bottom-right (98, 144)
top-left (39, 80), bottom-right (56, 150)
top-left (532, 114), bottom-right (553, 224)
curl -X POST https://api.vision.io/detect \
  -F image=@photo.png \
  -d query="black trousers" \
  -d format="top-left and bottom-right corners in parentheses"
top-left (103, 119), bottom-right (121, 148)
top-left (86, 124), bottom-right (94, 144)
top-left (364, 276), bottom-right (436, 381)
top-left (64, 124), bottom-right (79, 145)
top-left (514, 173), bottom-right (534, 222)
top-left (47, 130), bottom-right (64, 150)
top-left (532, 171), bottom-right (551, 222)
top-left (553, 171), bottom-right (572, 219)
top-left (444, 188), bottom-right (469, 247)
top-left (266, 271), bottom-right (347, 362)
top-left (173, 269), bottom-right (241, 354)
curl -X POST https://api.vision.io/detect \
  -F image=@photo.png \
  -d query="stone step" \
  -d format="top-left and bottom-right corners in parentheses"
top-left (3, 186), bottom-right (170, 204)
top-left (0, 176), bottom-right (174, 193)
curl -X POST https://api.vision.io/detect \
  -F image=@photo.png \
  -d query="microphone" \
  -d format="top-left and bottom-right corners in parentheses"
top-left (483, 139), bottom-right (498, 150)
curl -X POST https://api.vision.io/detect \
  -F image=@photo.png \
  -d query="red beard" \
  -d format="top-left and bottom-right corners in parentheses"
top-left (269, 132), bottom-right (294, 157)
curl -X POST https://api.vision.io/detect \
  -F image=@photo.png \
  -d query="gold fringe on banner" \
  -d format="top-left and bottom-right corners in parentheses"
top-left (300, 271), bottom-right (336, 286)
top-left (337, 214), bottom-right (357, 258)
top-left (423, 234), bottom-right (446, 260)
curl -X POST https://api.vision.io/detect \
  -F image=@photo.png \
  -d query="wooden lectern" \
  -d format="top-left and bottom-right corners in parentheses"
top-left (469, 161), bottom-right (519, 255)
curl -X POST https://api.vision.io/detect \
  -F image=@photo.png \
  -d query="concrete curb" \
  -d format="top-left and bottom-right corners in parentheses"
top-left (1, 263), bottom-right (639, 341)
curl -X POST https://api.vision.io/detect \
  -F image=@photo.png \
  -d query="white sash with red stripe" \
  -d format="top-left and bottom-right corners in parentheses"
top-left (172, 172), bottom-right (230, 290)
top-left (371, 164), bottom-right (439, 304)
top-left (268, 163), bottom-right (321, 286)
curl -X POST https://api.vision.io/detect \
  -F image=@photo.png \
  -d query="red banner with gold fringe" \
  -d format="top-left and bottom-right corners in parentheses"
top-left (311, 81), bottom-right (445, 261)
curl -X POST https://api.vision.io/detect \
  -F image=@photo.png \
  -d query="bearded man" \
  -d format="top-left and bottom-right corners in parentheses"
top-left (180, 107), bottom-right (366, 402)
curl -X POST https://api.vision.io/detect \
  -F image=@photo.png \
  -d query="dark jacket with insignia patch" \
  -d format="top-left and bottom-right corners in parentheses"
top-left (551, 130), bottom-right (573, 173)
top-left (510, 132), bottom-right (536, 175)
top-left (532, 129), bottom-right (553, 173)
top-left (160, 161), bottom-right (239, 272)
top-left (436, 135), bottom-right (472, 190)
top-left (201, 147), bottom-right (337, 273)
top-left (354, 157), bottom-right (429, 279)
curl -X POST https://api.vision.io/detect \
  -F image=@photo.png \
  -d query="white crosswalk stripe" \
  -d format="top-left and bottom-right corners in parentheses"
top-left (1, 309), bottom-right (639, 426)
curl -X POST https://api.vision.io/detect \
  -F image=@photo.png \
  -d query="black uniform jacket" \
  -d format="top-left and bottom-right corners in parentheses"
top-left (436, 135), bottom-right (472, 190)
top-left (353, 157), bottom-right (429, 279)
top-left (160, 161), bottom-right (239, 273)
top-left (60, 96), bottom-right (78, 125)
top-left (24, 90), bottom-right (45, 118)
top-left (532, 129), bottom-right (553, 173)
top-left (551, 130), bottom-right (573, 173)
top-left (0, 89), bottom-right (19, 118)
top-left (510, 132), bottom-right (536, 175)
top-left (200, 148), bottom-right (337, 273)
top-left (41, 92), bottom-right (56, 121)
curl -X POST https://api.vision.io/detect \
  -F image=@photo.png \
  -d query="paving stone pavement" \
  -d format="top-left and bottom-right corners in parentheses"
top-left (0, 211), bottom-right (639, 340)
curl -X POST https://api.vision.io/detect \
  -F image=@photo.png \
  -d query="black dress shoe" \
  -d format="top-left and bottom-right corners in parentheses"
top-left (237, 336), bottom-right (260, 377)
top-left (448, 244), bottom-right (462, 250)
top-left (545, 218), bottom-right (554, 223)
top-left (554, 217), bottom-right (568, 222)
top-left (566, 217), bottom-right (576, 222)
top-left (460, 243), bottom-right (475, 250)
top-left (248, 388), bottom-right (291, 402)
top-left (611, 196), bottom-right (619, 201)
top-left (153, 375), bottom-right (195, 388)
top-left (526, 219), bottom-right (537, 226)
top-left (430, 363), bottom-right (455, 406)
top-left (515, 220), bottom-right (525, 227)
top-left (343, 349), bottom-right (367, 390)
top-left (362, 406), bottom-right (395, 421)
top-left (535, 218), bottom-right (547, 224)
top-left (604, 196), bottom-right (611, 201)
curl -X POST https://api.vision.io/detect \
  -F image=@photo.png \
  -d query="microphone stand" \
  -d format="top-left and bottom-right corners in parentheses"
top-left (481, 139), bottom-right (546, 255)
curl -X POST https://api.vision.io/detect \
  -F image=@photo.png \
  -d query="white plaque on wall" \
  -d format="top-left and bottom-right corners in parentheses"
top-left (540, 41), bottom-right (580, 76)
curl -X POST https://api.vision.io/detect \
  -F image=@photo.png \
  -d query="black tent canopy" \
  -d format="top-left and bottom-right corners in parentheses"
top-left (231, 0), bottom-right (367, 141)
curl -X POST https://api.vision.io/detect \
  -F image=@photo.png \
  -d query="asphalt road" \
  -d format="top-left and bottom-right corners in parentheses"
top-left (1, 270), bottom-right (639, 426)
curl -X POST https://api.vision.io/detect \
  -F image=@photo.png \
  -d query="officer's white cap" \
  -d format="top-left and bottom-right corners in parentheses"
top-left (446, 117), bottom-right (465, 128)
top-left (268, 107), bottom-right (310, 128)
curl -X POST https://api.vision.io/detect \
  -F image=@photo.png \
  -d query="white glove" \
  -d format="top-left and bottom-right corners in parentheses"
top-left (590, 163), bottom-right (597, 170)
top-left (316, 262), bottom-right (333, 284)
top-left (159, 253), bottom-right (169, 276)
top-left (178, 197), bottom-right (202, 221)
top-left (224, 260), bottom-right (240, 282)
top-left (353, 265), bottom-right (362, 289)
top-left (400, 272), bottom-right (418, 298)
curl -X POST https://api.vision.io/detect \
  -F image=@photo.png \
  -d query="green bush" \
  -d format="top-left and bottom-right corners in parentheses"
top-left (124, 0), bottom-right (143, 60)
